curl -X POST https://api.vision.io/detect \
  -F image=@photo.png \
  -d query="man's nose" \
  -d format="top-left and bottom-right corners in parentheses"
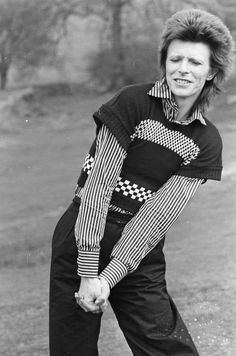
top-left (178, 60), bottom-right (189, 74)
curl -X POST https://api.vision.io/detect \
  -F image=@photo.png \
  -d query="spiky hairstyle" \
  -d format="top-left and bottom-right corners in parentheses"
top-left (159, 9), bottom-right (234, 111)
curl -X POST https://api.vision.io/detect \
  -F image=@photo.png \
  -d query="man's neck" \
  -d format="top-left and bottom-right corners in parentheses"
top-left (175, 97), bottom-right (196, 122)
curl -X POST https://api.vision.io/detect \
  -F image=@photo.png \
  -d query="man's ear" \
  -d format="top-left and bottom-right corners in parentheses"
top-left (206, 71), bottom-right (216, 81)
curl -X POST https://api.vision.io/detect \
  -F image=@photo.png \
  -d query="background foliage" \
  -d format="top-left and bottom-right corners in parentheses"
top-left (0, 0), bottom-right (235, 90)
top-left (0, 1), bottom-right (236, 355)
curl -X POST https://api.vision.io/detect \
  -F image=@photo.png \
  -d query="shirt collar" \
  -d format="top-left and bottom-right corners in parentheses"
top-left (148, 78), bottom-right (206, 126)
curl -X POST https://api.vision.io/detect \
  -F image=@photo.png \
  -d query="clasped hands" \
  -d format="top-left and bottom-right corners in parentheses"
top-left (75, 276), bottom-right (110, 314)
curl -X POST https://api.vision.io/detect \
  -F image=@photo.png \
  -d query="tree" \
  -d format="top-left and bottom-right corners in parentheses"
top-left (218, 0), bottom-right (236, 34)
top-left (0, 0), bottom-right (69, 89)
top-left (70, 0), bottom-right (226, 90)
top-left (71, 0), bottom-right (133, 90)
top-left (105, 0), bottom-right (130, 89)
top-left (1, 0), bottom-right (230, 90)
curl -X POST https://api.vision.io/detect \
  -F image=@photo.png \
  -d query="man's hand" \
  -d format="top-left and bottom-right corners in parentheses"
top-left (95, 277), bottom-right (110, 312)
top-left (75, 277), bottom-right (110, 314)
top-left (75, 277), bottom-right (102, 313)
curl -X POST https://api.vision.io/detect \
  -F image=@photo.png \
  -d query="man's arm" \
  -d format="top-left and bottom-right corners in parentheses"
top-left (99, 175), bottom-right (203, 288)
top-left (75, 125), bottom-right (127, 311)
top-left (75, 125), bottom-right (127, 277)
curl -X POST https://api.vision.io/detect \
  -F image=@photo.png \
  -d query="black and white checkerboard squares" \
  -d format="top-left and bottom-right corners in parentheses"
top-left (83, 154), bottom-right (94, 174)
top-left (131, 120), bottom-right (200, 165)
top-left (115, 177), bottom-right (153, 202)
top-left (82, 154), bottom-right (153, 202)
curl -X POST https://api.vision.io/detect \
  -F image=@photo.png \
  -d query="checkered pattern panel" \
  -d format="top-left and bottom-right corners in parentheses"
top-left (115, 177), bottom-right (153, 202)
top-left (82, 155), bottom-right (152, 202)
top-left (83, 154), bottom-right (94, 174)
top-left (130, 119), bottom-right (200, 165)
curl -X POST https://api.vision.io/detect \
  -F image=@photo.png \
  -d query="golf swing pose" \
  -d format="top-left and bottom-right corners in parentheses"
top-left (50, 9), bottom-right (234, 356)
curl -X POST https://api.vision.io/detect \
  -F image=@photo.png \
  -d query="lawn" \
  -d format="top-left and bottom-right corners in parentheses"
top-left (0, 84), bottom-right (235, 355)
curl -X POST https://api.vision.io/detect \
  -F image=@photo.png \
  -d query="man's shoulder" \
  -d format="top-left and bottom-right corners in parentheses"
top-left (197, 116), bottom-right (223, 151)
top-left (202, 117), bottom-right (222, 139)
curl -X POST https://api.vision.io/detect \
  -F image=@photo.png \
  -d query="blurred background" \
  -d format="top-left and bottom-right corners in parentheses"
top-left (0, 0), bottom-right (235, 91)
top-left (0, 1), bottom-right (236, 355)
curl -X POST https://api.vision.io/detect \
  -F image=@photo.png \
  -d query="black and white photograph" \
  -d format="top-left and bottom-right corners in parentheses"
top-left (0, 1), bottom-right (235, 355)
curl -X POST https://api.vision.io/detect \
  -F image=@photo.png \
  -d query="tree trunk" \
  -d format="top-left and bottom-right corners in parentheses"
top-left (0, 69), bottom-right (8, 90)
top-left (0, 53), bottom-right (10, 90)
top-left (109, 0), bottom-right (126, 89)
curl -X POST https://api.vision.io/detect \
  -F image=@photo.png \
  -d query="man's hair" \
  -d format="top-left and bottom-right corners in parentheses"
top-left (159, 8), bottom-right (234, 112)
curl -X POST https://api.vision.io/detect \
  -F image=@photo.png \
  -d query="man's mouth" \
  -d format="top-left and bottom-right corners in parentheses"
top-left (174, 79), bottom-right (191, 84)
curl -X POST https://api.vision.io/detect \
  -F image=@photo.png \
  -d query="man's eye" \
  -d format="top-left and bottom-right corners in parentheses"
top-left (170, 58), bottom-right (179, 62)
top-left (191, 60), bottom-right (201, 65)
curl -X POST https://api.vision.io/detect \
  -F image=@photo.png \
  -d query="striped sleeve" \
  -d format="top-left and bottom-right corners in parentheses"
top-left (99, 175), bottom-right (203, 287)
top-left (75, 125), bottom-right (126, 278)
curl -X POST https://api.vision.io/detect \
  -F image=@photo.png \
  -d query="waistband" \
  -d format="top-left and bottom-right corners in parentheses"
top-left (72, 196), bottom-right (133, 225)
top-left (106, 209), bottom-right (133, 225)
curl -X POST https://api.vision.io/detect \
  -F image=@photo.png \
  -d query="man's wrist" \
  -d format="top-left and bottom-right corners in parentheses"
top-left (77, 249), bottom-right (100, 278)
top-left (99, 258), bottom-right (128, 288)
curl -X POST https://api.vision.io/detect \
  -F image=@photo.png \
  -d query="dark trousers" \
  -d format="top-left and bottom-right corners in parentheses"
top-left (49, 201), bottom-right (199, 356)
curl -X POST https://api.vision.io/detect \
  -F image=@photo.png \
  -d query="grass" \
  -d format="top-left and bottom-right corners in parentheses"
top-left (0, 83), bottom-right (236, 356)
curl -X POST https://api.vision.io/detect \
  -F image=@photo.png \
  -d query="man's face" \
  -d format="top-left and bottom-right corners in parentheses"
top-left (165, 39), bottom-right (213, 106)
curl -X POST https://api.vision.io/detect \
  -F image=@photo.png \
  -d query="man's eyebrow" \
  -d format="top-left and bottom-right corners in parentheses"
top-left (169, 54), bottom-right (204, 62)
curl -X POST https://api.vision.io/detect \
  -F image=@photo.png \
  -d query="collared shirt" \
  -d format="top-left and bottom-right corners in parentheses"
top-left (75, 125), bottom-right (203, 287)
top-left (148, 78), bottom-right (206, 126)
top-left (95, 80), bottom-right (204, 216)
top-left (74, 80), bottom-right (224, 287)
